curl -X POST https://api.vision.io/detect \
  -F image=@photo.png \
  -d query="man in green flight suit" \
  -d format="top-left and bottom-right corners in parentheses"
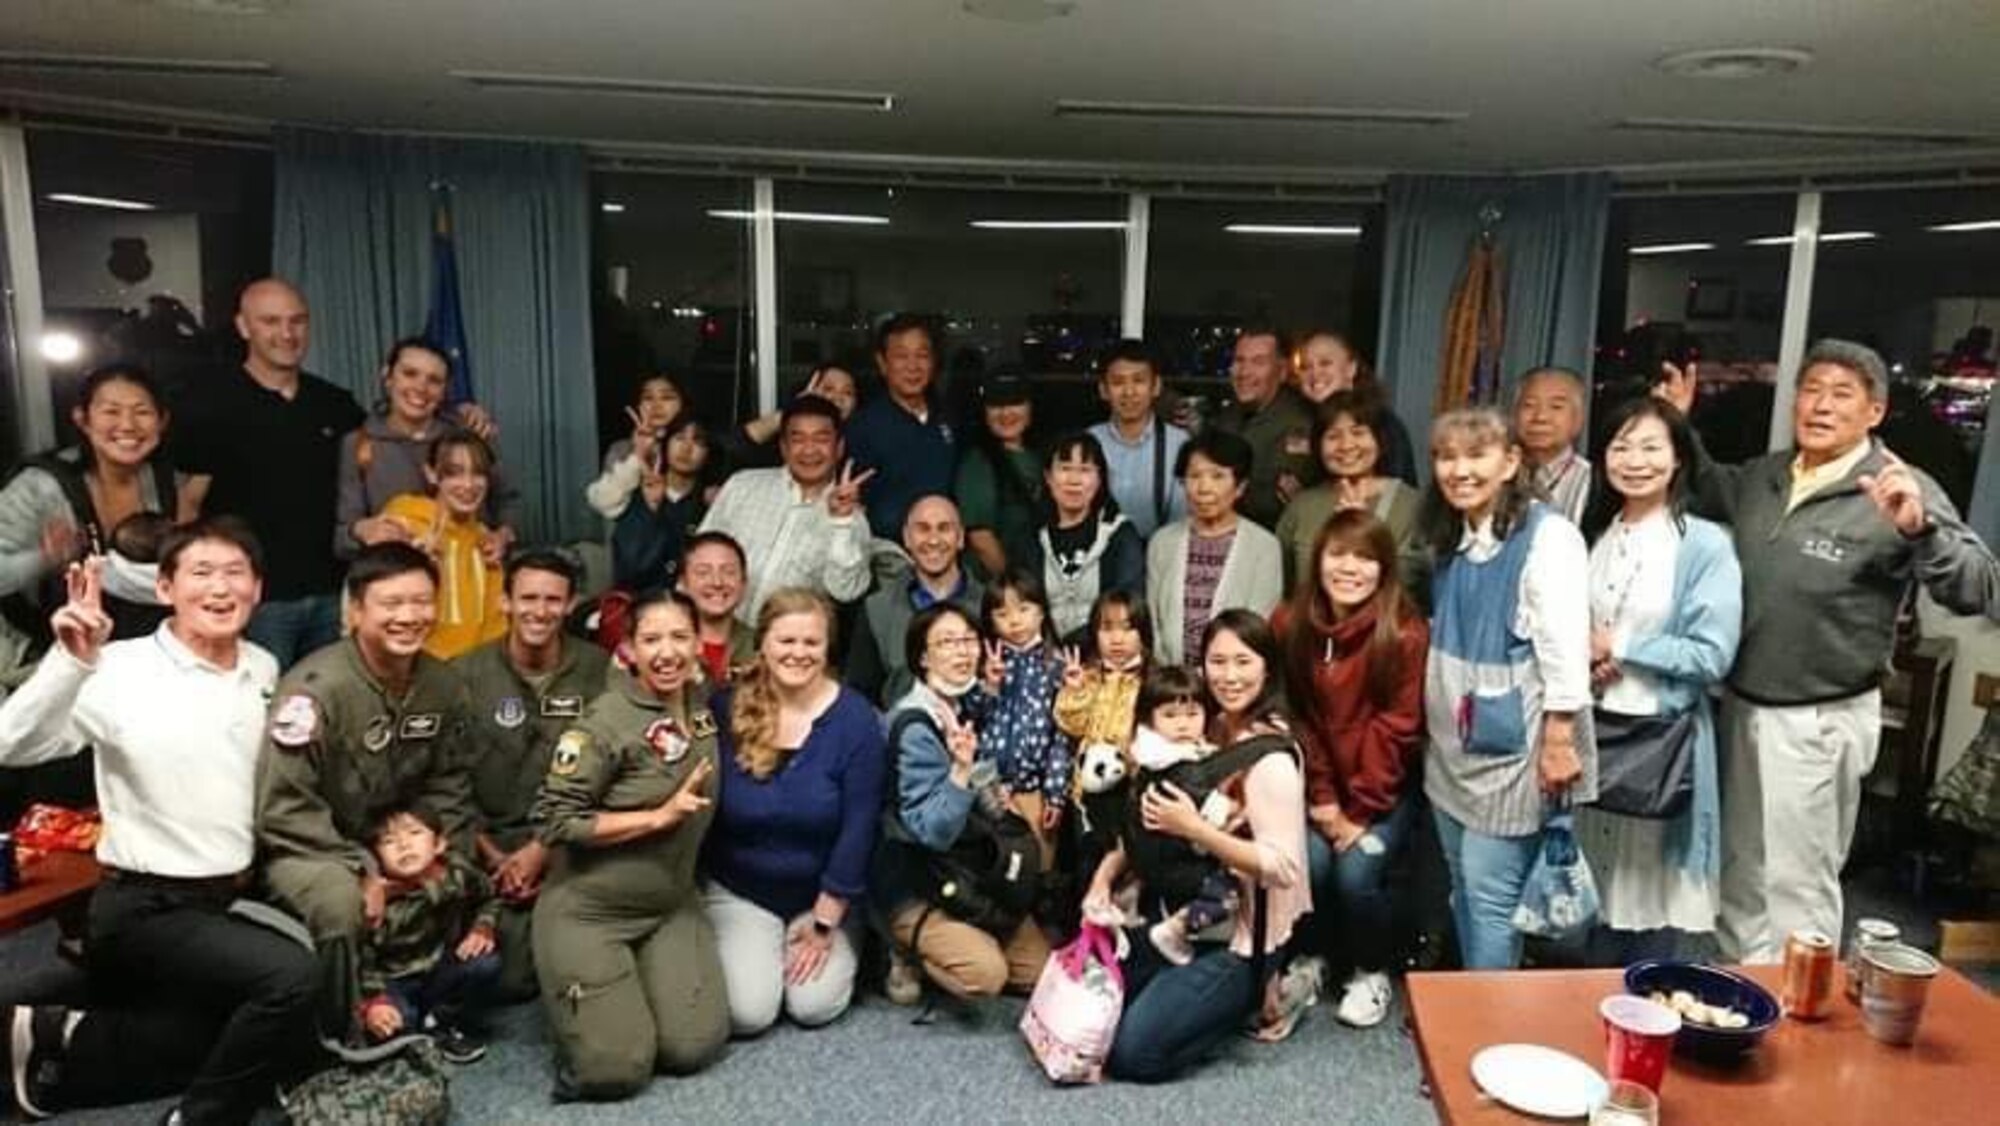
top-left (531, 589), bottom-right (727, 1100)
top-left (255, 543), bottom-right (477, 1030)
top-left (453, 548), bottom-right (613, 1001)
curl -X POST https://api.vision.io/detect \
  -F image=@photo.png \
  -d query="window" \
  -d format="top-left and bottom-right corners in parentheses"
top-left (1146, 198), bottom-right (1379, 381)
top-left (1807, 187), bottom-right (2000, 509)
top-left (1592, 193), bottom-right (1796, 464)
top-left (591, 173), bottom-right (753, 445)
top-left (28, 131), bottom-right (272, 426)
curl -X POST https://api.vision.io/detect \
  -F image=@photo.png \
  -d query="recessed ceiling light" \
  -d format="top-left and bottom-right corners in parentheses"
top-left (1629, 242), bottom-right (1716, 256)
top-left (969, 219), bottom-right (1125, 230)
top-left (452, 71), bottom-right (894, 111)
top-left (600, 202), bottom-right (626, 213)
top-left (1616, 116), bottom-right (1979, 145)
top-left (145, 0), bottom-right (287, 14)
top-left (706, 209), bottom-right (890, 225)
top-left (1747, 231), bottom-right (1876, 246)
top-left (1055, 99), bottom-right (1464, 126)
top-left (1655, 46), bottom-right (1813, 80)
top-left (1223, 224), bottom-right (1362, 236)
top-left (46, 192), bottom-right (157, 211)
top-left (963, 0), bottom-right (1076, 22)
top-left (0, 51), bottom-right (277, 78)
top-left (1928, 219), bottom-right (2000, 233)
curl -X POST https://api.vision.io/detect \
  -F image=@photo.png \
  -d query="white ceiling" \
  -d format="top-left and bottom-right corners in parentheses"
top-left (4, 0), bottom-right (1999, 180)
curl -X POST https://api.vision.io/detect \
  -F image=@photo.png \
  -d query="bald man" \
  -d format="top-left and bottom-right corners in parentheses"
top-left (175, 278), bottom-right (366, 667)
top-left (845, 495), bottom-right (984, 706)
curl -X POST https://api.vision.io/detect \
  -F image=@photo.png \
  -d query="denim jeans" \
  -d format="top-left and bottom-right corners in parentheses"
top-left (1432, 809), bottom-right (1541, 970)
top-left (1306, 796), bottom-right (1417, 973)
top-left (383, 951), bottom-right (502, 1029)
top-left (247, 593), bottom-right (342, 670)
top-left (1106, 936), bottom-right (1255, 1083)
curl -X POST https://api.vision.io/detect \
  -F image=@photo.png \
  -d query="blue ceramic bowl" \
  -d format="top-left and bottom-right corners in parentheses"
top-left (1623, 960), bottom-right (1781, 1063)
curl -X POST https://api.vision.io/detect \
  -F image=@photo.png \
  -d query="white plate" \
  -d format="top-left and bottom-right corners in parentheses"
top-left (1470, 1043), bottom-right (1608, 1119)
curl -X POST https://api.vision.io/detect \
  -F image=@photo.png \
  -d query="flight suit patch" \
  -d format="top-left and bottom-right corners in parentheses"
top-left (494, 697), bottom-right (527, 729)
top-left (270, 695), bottom-right (319, 749)
top-left (551, 731), bottom-right (588, 776)
top-left (540, 695), bottom-right (583, 719)
top-left (645, 718), bottom-right (689, 763)
top-left (362, 715), bottom-right (394, 753)
top-left (399, 713), bottom-right (443, 740)
top-left (689, 710), bottom-right (716, 738)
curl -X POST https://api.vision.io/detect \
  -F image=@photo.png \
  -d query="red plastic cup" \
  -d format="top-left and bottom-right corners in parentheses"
top-left (1600, 994), bottom-right (1680, 1094)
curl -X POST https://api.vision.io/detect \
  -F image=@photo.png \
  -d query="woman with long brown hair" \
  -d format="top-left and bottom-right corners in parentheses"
top-left (1275, 509), bottom-right (1428, 1028)
top-left (701, 587), bottom-right (886, 1035)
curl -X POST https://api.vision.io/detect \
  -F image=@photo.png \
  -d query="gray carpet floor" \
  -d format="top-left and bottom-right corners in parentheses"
top-left (2, 921), bottom-right (1436, 1126)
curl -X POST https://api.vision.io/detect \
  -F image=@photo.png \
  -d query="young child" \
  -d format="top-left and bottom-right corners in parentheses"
top-left (1129, 668), bottom-right (1245, 965)
top-left (1054, 591), bottom-right (1153, 863)
top-left (973, 568), bottom-right (1074, 863)
top-left (358, 806), bottom-right (501, 1063)
top-left (608, 414), bottom-right (713, 592)
top-left (379, 430), bottom-right (507, 659)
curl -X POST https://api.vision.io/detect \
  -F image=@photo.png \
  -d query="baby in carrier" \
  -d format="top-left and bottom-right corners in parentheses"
top-left (1108, 666), bottom-right (1250, 965)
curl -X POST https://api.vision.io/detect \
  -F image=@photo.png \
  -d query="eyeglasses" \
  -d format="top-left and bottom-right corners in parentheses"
top-left (929, 634), bottom-right (981, 651)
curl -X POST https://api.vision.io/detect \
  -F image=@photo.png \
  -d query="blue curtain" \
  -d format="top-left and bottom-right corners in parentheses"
top-left (272, 127), bottom-right (597, 543)
top-left (1376, 172), bottom-right (1612, 468)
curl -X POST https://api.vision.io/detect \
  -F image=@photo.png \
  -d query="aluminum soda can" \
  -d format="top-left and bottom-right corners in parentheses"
top-left (1845, 918), bottom-right (1901, 1005)
top-left (1782, 929), bottom-right (1837, 1020)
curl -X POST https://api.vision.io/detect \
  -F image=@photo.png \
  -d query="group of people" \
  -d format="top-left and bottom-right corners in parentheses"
top-left (1, 272), bottom-right (1996, 1123)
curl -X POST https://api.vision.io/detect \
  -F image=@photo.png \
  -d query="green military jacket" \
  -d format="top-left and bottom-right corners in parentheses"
top-left (255, 638), bottom-right (476, 875)
top-left (358, 853), bottom-right (498, 999)
top-left (452, 637), bottom-right (614, 851)
top-left (1210, 383), bottom-right (1316, 528)
top-left (531, 679), bottom-right (718, 907)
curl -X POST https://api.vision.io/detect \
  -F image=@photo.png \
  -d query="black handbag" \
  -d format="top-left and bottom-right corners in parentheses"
top-left (1591, 707), bottom-right (1697, 819)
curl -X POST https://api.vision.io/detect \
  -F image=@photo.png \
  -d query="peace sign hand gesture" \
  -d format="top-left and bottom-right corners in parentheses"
top-left (51, 557), bottom-right (113, 666)
top-left (827, 460), bottom-right (876, 520)
top-left (1654, 361), bottom-right (1699, 416)
top-left (626, 406), bottom-right (660, 469)
top-left (1058, 645), bottom-right (1086, 692)
top-left (938, 708), bottom-right (978, 768)
top-left (981, 639), bottom-right (1007, 693)
top-left (1858, 448), bottom-right (1930, 537)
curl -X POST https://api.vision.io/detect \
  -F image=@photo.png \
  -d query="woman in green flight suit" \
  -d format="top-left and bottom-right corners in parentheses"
top-left (531, 589), bottom-right (727, 1100)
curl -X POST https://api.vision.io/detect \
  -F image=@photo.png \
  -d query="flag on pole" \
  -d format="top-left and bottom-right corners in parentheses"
top-left (426, 183), bottom-right (475, 406)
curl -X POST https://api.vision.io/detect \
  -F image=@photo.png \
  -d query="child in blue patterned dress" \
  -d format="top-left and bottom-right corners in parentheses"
top-left (973, 567), bottom-right (1074, 865)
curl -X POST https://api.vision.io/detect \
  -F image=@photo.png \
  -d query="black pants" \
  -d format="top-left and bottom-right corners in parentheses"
top-left (58, 876), bottom-right (319, 1126)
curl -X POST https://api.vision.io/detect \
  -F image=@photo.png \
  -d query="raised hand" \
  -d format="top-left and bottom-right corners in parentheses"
top-left (455, 401), bottom-right (499, 442)
top-left (479, 525), bottom-right (515, 567)
top-left (1654, 361), bottom-right (1698, 415)
top-left (353, 515), bottom-right (413, 547)
top-left (826, 460), bottom-right (876, 520)
top-left (981, 639), bottom-right (1006, 692)
top-left (1858, 448), bottom-right (1929, 537)
top-left (1058, 645), bottom-right (1086, 691)
top-left (50, 557), bottom-right (112, 665)
top-left (655, 757), bottom-right (715, 831)
top-left (626, 405), bottom-right (659, 469)
top-left (939, 708), bottom-right (978, 768)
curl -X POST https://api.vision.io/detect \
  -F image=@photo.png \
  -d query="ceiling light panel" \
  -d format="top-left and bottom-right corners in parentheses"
top-left (1616, 117), bottom-right (1982, 146)
top-left (706, 209), bottom-right (890, 225)
top-left (1929, 220), bottom-right (2000, 233)
top-left (1224, 223), bottom-right (1362, 236)
top-left (45, 192), bottom-right (158, 211)
top-left (1746, 231), bottom-right (1877, 246)
top-left (1628, 242), bottom-right (1716, 255)
top-left (0, 51), bottom-right (276, 78)
top-left (451, 71), bottom-right (894, 111)
top-left (969, 219), bottom-right (1125, 230)
top-left (1054, 99), bottom-right (1464, 126)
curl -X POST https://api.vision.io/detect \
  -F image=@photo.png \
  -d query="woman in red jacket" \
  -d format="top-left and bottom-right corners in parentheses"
top-left (1276, 508), bottom-right (1427, 1029)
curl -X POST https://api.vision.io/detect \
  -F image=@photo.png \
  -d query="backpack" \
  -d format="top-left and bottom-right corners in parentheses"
top-left (883, 710), bottom-right (1044, 936)
top-left (0, 450), bottom-right (175, 647)
top-left (279, 1035), bottom-right (450, 1126)
top-left (1122, 733), bottom-right (1296, 912)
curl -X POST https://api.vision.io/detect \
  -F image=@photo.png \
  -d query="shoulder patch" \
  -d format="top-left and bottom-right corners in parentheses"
top-left (550, 730), bottom-right (589, 776)
top-left (270, 694), bottom-right (320, 749)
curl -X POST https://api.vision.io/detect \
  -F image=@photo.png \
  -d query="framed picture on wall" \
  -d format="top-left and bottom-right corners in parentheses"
top-left (1686, 276), bottom-right (1737, 320)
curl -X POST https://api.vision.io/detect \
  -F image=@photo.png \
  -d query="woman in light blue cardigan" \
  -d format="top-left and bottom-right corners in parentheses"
top-left (1576, 397), bottom-right (1742, 961)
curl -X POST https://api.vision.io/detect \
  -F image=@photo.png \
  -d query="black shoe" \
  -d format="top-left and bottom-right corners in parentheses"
top-left (431, 1023), bottom-right (487, 1065)
top-left (8, 1004), bottom-right (67, 1120)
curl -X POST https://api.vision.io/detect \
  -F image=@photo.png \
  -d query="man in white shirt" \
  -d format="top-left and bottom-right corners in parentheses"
top-left (1087, 339), bottom-right (1189, 540)
top-left (0, 518), bottom-right (317, 1126)
top-left (699, 396), bottom-right (874, 620)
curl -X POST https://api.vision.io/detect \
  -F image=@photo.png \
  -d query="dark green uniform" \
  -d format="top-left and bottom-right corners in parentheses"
top-left (1209, 383), bottom-right (1315, 528)
top-left (254, 638), bottom-right (476, 1024)
top-left (531, 680), bottom-right (727, 1100)
top-left (452, 636), bottom-right (613, 999)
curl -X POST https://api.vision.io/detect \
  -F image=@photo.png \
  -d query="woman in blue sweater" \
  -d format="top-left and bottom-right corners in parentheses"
top-left (702, 587), bottom-right (887, 1034)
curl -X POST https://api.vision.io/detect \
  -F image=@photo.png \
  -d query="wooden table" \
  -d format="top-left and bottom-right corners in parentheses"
top-left (0, 851), bottom-right (101, 936)
top-left (1407, 964), bottom-right (2000, 1124)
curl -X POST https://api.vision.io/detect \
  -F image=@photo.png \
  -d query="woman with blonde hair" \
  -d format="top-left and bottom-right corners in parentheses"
top-left (701, 587), bottom-right (887, 1035)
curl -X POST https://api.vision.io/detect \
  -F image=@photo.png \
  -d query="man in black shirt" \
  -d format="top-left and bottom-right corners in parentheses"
top-left (176, 278), bottom-right (365, 668)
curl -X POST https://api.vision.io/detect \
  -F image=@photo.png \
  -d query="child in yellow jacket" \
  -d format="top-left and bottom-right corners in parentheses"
top-left (380, 430), bottom-right (508, 659)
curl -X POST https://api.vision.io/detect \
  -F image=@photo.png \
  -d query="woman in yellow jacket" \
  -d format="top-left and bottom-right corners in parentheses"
top-left (380, 430), bottom-right (508, 659)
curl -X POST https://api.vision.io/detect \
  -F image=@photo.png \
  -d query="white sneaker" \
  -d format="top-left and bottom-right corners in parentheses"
top-left (1334, 970), bottom-right (1392, 1028)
